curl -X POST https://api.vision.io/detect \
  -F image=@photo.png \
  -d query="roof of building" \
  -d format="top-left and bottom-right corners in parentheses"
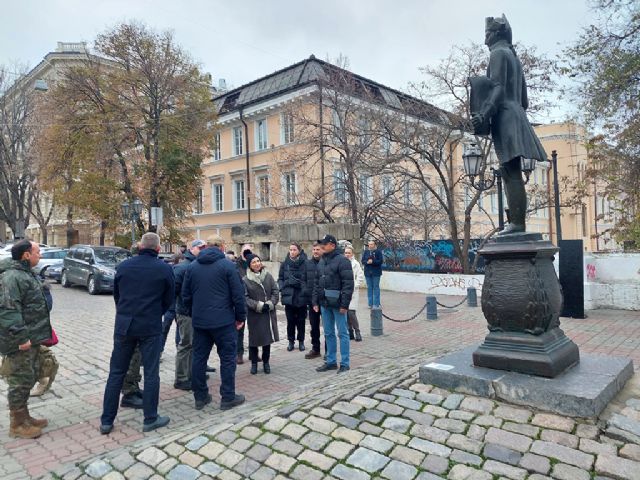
top-left (212, 55), bottom-right (466, 129)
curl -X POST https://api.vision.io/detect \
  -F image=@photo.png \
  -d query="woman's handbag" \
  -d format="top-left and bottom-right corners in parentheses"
top-left (42, 327), bottom-right (58, 347)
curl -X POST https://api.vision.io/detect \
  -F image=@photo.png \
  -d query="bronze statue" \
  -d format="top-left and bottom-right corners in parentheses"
top-left (471, 15), bottom-right (548, 235)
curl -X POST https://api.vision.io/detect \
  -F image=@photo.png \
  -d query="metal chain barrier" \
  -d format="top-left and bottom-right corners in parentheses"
top-left (435, 296), bottom-right (469, 309)
top-left (380, 303), bottom-right (427, 323)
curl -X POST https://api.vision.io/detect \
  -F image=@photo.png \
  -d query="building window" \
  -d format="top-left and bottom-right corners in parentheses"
top-left (212, 132), bottom-right (221, 161)
top-left (404, 181), bottom-right (412, 207)
top-left (382, 175), bottom-right (392, 197)
top-left (421, 186), bottom-right (430, 208)
top-left (334, 169), bottom-right (346, 203)
top-left (359, 174), bottom-right (372, 203)
top-left (234, 179), bottom-right (246, 210)
top-left (233, 126), bottom-right (243, 156)
top-left (257, 175), bottom-right (270, 207)
top-left (195, 188), bottom-right (203, 214)
top-left (212, 183), bottom-right (223, 212)
top-left (255, 118), bottom-right (268, 151)
top-left (381, 136), bottom-right (391, 156)
top-left (283, 172), bottom-right (296, 205)
top-left (490, 191), bottom-right (498, 214)
top-left (281, 113), bottom-right (294, 144)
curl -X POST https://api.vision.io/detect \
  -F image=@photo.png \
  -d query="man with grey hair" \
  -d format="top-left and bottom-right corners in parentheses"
top-left (100, 232), bottom-right (175, 434)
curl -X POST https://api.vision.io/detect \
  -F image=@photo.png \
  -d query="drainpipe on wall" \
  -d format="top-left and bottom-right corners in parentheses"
top-left (318, 84), bottom-right (325, 213)
top-left (239, 107), bottom-right (251, 225)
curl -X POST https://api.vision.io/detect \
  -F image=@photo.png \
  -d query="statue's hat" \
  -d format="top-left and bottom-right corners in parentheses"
top-left (485, 14), bottom-right (512, 44)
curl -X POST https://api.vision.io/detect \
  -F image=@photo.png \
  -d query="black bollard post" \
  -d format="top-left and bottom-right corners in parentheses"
top-left (467, 287), bottom-right (478, 307)
top-left (426, 296), bottom-right (437, 320)
top-left (370, 307), bottom-right (383, 336)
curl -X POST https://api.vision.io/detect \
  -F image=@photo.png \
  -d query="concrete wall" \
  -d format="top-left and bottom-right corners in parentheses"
top-left (380, 272), bottom-right (484, 296)
top-left (583, 253), bottom-right (640, 311)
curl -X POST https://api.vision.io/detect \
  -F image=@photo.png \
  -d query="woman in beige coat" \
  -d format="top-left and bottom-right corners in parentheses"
top-left (344, 246), bottom-right (365, 341)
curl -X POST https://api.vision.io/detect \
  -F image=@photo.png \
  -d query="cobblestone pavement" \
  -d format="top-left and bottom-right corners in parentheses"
top-left (0, 283), bottom-right (638, 479)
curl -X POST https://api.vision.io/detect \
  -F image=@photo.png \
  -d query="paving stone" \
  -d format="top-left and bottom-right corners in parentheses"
top-left (381, 428), bottom-right (410, 445)
top-left (240, 426), bottom-right (263, 440)
top-left (299, 449), bottom-right (337, 470)
top-left (311, 407), bottom-right (335, 418)
top-left (410, 424), bottom-right (450, 443)
top-left (273, 438), bottom-right (304, 457)
top-left (375, 393), bottom-right (397, 402)
top-left (265, 452), bottom-right (296, 473)
top-left (448, 464), bottom-right (492, 480)
top-left (324, 439), bottom-right (356, 460)
top-left (442, 393), bottom-right (464, 410)
top-left (246, 444), bottom-right (273, 463)
top-left (199, 462), bottom-right (224, 477)
top-left (415, 472), bottom-right (446, 480)
top-left (165, 443), bottom-right (187, 457)
top-left (433, 418), bottom-right (467, 433)
top-left (518, 453), bottom-right (550, 474)
top-left (250, 466), bottom-right (277, 480)
top-left (410, 383), bottom-right (432, 394)
top-left (527, 475), bottom-right (553, 480)
top-left (352, 396), bottom-right (380, 409)
top-left (233, 457), bottom-right (262, 477)
top-left (360, 409), bottom-right (386, 424)
top-left (575, 423), bottom-right (600, 439)
top-left (389, 445), bottom-right (425, 466)
top-left (332, 426), bottom-right (365, 444)
top-left (102, 473), bottom-right (125, 480)
top-left (381, 459), bottom-right (418, 480)
top-left (620, 443), bottom-right (640, 461)
top-left (493, 406), bottom-right (531, 423)
top-left (579, 438), bottom-right (617, 456)
top-left (359, 421), bottom-right (384, 435)
top-left (408, 437), bottom-right (452, 457)
top-left (540, 429), bottom-right (579, 448)
top-left (422, 454), bottom-right (449, 474)
top-left (110, 453), bottom-right (136, 472)
top-left (330, 464), bottom-right (371, 480)
top-left (185, 436), bottom-right (209, 451)
top-left (551, 463), bottom-right (590, 480)
top-left (483, 443), bottom-right (522, 465)
top-left (466, 424), bottom-right (486, 441)
top-left (531, 413), bottom-right (575, 433)
top-left (445, 434), bottom-right (483, 455)
top-left (124, 463), bottom-right (154, 479)
top-left (216, 469), bottom-right (242, 480)
top-left (396, 396), bottom-right (424, 410)
top-left (360, 434), bottom-right (395, 454)
top-left (300, 431), bottom-right (331, 450)
top-left (166, 465), bottom-right (200, 480)
top-left (304, 415), bottom-right (338, 434)
top-left (485, 427), bottom-right (533, 453)
top-left (346, 447), bottom-right (391, 473)
top-left (333, 400), bottom-right (364, 416)
top-left (402, 409), bottom-right (435, 426)
top-left (378, 401), bottom-right (404, 416)
top-left (333, 413), bottom-right (360, 429)
top-left (423, 405), bottom-right (448, 418)
top-left (482, 460), bottom-right (527, 480)
top-left (138, 447), bottom-right (169, 468)
top-left (217, 430), bottom-right (240, 445)
top-left (216, 450), bottom-right (244, 469)
top-left (290, 464), bottom-right (324, 480)
top-left (530, 440), bottom-right (594, 470)
top-left (157, 458), bottom-right (179, 475)
top-left (198, 441), bottom-right (226, 460)
top-left (448, 410), bottom-right (475, 422)
top-left (85, 460), bottom-right (112, 478)
top-left (460, 396), bottom-right (494, 414)
top-left (289, 411), bottom-right (308, 423)
top-left (450, 449), bottom-right (483, 466)
top-left (263, 416), bottom-right (289, 432)
top-left (627, 399), bottom-right (640, 410)
top-left (502, 421), bottom-right (539, 438)
top-left (281, 422), bottom-right (309, 441)
top-left (595, 454), bottom-right (640, 480)
top-left (392, 388), bottom-right (417, 398)
top-left (417, 393), bottom-right (444, 405)
top-left (229, 438), bottom-right (253, 453)
top-left (382, 416), bottom-right (412, 433)
top-left (178, 451), bottom-right (204, 468)
top-left (473, 415), bottom-right (502, 427)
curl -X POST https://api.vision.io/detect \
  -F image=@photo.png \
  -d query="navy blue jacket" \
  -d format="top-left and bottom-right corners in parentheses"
top-left (113, 249), bottom-right (175, 337)
top-left (174, 250), bottom-right (196, 316)
top-left (182, 247), bottom-right (247, 329)
top-left (361, 249), bottom-right (384, 277)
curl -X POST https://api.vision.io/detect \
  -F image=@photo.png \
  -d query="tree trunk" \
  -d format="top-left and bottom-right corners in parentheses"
top-left (99, 220), bottom-right (107, 246)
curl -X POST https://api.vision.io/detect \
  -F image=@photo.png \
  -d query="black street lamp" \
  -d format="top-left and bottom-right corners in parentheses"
top-left (121, 199), bottom-right (143, 245)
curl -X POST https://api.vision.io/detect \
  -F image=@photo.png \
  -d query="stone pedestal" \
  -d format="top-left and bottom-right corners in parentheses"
top-left (473, 233), bottom-right (579, 377)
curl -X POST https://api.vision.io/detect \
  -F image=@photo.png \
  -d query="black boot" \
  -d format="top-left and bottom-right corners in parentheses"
top-left (250, 363), bottom-right (258, 375)
top-left (287, 341), bottom-right (294, 352)
top-left (355, 330), bottom-right (362, 342)
top-left (263, 363), bottom-right (271, 374)
top-left (349, 329), bottom-right (355, 340)
top-left (298, 341), bottom-right (305, 352)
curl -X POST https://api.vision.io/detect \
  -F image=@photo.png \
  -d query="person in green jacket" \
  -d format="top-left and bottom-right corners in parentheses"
top-left (0, 240), bottom-right (53, 439)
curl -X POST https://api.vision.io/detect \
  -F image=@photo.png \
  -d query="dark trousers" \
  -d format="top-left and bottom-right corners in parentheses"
top-left (249, 345), bottom-right (271, 364)
top-left (161, 314), bottom-right (180, 351)
top-left (193, 324), bottom-right (237, 403)
top-left (101, 334), bottom-right (162, 425)
top-left (237, 324), bottom-right (245, 356)
top-left (347, 310), bottom-right (361, 333)
top-left (285, 305), bottom-right (307, 342)
top-left (308, 306), bottom-right (321, 353)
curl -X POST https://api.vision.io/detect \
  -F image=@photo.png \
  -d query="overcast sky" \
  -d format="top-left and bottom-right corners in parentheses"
top-left (2, 0), bottom-right (594, 120)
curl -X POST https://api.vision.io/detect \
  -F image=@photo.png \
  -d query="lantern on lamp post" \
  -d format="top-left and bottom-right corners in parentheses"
top-left (121, 199), bottom-right (143, 245)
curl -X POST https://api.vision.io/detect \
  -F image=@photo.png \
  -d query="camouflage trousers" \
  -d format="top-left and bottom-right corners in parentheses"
top-left (0, 348), bottom-right (39, 410)
top-left (122, 346), bottom-right (141, 396)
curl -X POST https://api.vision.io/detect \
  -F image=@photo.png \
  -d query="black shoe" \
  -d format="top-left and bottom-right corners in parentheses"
top-left (299, 341), bottom-right (305, 352)
top-left (174, 381), bottom-right (192, 391)
top-left (120, 394), bottom-right (143, 409)
top-left (349, 330), bottom-right (355, 340)
top-left (142, 415), bottom-right (170, 432)
top-left (206, 365), bottom-right (216, 373)
top-left (287, 341), bottom-right (294, 352)
top-left (250, 363), bottom-right (258, 375)
top-left (99, 423), bottom-right (113, 435)
top-left (195, 394), bottom-right (212, 410)
top-left (316, 363), bottom-right (338, 372)
top-left (263, 363), bottom-right (271, 374)
top-left (134, 390), bottom-right (144, 399)
top-left (355, 331), bottom-right (362, 342)
top-left (220, 394), bottom-right (245, 411)
top-left (337, 365), bottom-right (350, 374)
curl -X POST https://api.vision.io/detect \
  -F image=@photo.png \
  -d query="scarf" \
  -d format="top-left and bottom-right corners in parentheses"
top-left (246, 268), bottom-right (268, 285)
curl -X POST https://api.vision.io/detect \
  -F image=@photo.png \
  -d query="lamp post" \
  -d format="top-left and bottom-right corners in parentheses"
top-left (121, 199), bottom-right (143, 245)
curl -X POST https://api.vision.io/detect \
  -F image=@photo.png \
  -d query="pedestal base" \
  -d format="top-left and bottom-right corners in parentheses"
top-left (473, 328), bottom-right (580, 377)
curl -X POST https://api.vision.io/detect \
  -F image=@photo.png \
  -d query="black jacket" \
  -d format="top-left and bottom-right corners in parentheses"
top-left (312, 248), bottom-right (354, 309)
top-left (278, 252), bottom-right (308, 307)
top-left (304, 256), bottom-right (320, 306)
top-left (174, 250), bottom-right (196, 316)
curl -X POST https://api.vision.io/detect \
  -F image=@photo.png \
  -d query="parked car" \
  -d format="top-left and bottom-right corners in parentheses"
top-left (62, 245), bottom-right (131, 294)
top-left (0, 242), bottom-right (48, 259)
top-left (32, 248), bottom-right (68, 278)
top-left (44, 263), bottom-right (64, 283)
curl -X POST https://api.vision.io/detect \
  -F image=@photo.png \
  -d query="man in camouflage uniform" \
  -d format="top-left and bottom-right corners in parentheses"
top-left (0, 240), bottom-right (53, 438)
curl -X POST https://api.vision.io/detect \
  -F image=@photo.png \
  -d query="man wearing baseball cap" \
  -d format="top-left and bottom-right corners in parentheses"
top-left (312, 235), bottom-right (354, 374)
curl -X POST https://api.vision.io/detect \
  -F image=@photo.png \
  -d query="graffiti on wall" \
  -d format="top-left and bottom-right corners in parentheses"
top-left (586, 263), bottom-right (597, 281)
top-left (382, 239), bottom-right (485, 274)
top-left (428, 275), bottom-right (484, 291)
